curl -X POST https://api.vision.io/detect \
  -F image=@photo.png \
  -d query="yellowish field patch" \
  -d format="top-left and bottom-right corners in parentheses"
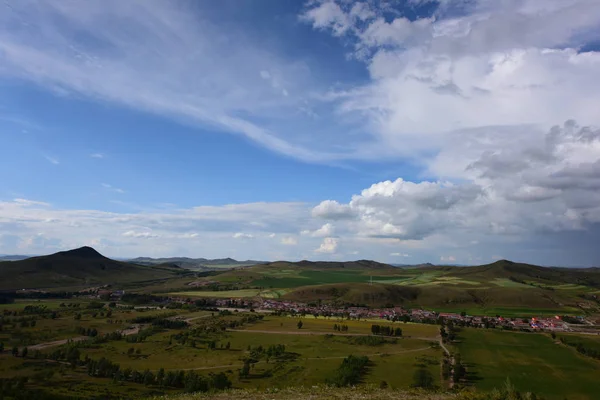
top-left (169, 289), bottom-right (262, 298)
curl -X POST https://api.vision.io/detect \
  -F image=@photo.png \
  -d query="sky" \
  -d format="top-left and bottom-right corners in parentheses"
top-left (1, 0), bottom-right (600, 266)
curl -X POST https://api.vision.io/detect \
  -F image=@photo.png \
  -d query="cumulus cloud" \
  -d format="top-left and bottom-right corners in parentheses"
top-left (301, 223), bottom-right (335, 237)
top-left (312, 200), bottom-right (354, 220)
top-left (301, 0), bottom-right (600, 161)
top-left (315, 237), bottom-right (338, 253)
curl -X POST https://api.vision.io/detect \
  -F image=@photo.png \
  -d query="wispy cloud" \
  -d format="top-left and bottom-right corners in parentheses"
top-left (44, 155), bottom-right (59, 165)
top-left (90, 153), bottom-right (104, 159)
top-left (0, 1), bottom-right (338, 163)
top-left (101, 183), bottom-right (125, 194)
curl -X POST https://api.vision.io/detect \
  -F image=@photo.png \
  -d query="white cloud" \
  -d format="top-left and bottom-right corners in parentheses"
top-left (312, 200), bottom-right (354, 220)
top-left (391, 252), bottom-right (410, 257)
top-left (122, 230), bottom-right (159, 239)
top-left (13, 198), bottom-right (50, 207)
top-left (281, 236), bottom-right (298, 246)
top-left (440, 255), bottom-right (456, 263)
top-left (233, 232), bottom-right (254, 239)
top-left (0, 0), bottom-right (334, 163)
top-left (315, 237), bottom-right (338, 253)
top-left (301, 223), bottom-right (335, 237)
top-left (90, 153), bottom-right (104, 159)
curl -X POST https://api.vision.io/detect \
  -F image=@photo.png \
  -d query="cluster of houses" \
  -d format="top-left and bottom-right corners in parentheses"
top-left (255, 299), bottom-right (574, 331)
top-left (81, 290), bottom-right (579, 332)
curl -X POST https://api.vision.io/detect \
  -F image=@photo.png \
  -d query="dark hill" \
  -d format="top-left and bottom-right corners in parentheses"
top-left (0, 247), bottom-right (189, 290)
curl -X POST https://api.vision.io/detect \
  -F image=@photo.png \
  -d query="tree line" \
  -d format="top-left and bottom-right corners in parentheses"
top-left (559, 336), bottom-right (600, 360)
top-left (371, 324), bottom-right (402, 336)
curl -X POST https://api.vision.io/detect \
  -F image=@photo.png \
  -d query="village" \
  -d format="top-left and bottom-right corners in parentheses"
top-left (17, 287), bottom-right (589, 333)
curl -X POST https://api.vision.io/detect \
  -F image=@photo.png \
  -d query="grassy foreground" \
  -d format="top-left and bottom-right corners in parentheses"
top-left (151, 385), bottom-right (536, 400)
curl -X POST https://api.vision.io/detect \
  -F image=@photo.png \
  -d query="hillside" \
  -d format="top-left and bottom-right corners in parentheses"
top-left (153, 385), bottom-right (536, 400)
top-left (0, 246), bottom-right (189, 290)
top-left (422, 260), bottom-right (600, 288)
top-left (193, 258), bottom-right (600, 312)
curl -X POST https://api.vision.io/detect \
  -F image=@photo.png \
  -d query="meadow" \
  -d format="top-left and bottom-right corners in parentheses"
top-left (454, 328), bottom-right (600, 400)
top-left (0, 300), bottom-right (444, 399)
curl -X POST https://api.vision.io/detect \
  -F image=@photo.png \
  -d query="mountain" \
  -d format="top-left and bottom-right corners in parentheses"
top-left (128, 256), bottom-right (268, 269)
top-left (0, 246), bottom-right (189, 291)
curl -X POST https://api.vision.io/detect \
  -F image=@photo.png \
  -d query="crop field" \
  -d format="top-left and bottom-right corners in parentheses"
top-left (237, 315), bottom-right (439, 338)
top-left (169, 290), bottom-right (263, 298)
top-left (249, 270), bottom-right (403, 288)
top-left (454, 328), bottom-right (600, 400)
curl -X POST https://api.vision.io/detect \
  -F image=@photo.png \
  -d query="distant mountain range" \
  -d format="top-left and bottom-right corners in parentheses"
top-left (0, 255), bottom-right (32, 261)
top-left (128, 257), bottom-right (268, 269)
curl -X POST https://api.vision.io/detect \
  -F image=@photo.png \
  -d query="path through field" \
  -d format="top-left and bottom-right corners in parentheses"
top-left (26, 325), bottom-right (140, 351)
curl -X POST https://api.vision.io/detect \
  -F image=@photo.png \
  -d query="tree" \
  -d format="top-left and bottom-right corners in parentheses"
top-left (157, 368), bottom-right (165, 386)
top-left (412, 367), bottom-right (434, 389)
top-left (297, 320), bottom-right (303, 329)
top-left (21, 347), bottom-right (28, 358)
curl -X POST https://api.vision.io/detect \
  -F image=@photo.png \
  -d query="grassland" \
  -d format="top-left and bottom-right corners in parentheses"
top-left (0, 300), bottom-right (445, 399)
top-left (454, 328), bottom-right (600, 400)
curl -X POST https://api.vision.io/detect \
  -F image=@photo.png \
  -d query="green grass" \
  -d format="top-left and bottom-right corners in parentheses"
top-left (455, 328), bottom-right (600, 400)
top-left (250, 270), bottom-right (402, 289)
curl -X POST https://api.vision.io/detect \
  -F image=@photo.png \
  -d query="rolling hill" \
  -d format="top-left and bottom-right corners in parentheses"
top-left (187, 258), bottom-right (600, 311)
top-left (0, 246), bottom-right (190, 290)
top-left (129, 256), bottom-right (268, 269)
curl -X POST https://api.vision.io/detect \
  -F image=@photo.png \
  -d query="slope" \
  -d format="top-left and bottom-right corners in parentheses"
top-left (0, 246), bottom-right (188, 290)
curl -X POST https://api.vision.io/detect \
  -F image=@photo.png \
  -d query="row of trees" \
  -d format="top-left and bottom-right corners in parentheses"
top-left (86, 357), bottom-right (232, 392)
top-left (333, 324), bottom-right (349, 332)
top-left (371, 325), bottom-right (402, 337)
top-left (559, 337), bottom-right (600, 360)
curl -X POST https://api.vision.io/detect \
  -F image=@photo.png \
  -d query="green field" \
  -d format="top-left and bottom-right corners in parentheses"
top-left (0, 300), bottom-right (446, 398)
top-left (238, 315), bottom-right (439, 338)
top-left (455, 328), bottom-right (600, 400)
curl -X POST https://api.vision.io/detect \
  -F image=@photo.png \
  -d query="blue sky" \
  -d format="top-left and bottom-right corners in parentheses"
top-left (1, 0), bottom-right (600, 266)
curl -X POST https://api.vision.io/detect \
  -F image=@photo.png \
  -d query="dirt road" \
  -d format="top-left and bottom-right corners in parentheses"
top-left (26, 325), bottom-right (140, 351)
